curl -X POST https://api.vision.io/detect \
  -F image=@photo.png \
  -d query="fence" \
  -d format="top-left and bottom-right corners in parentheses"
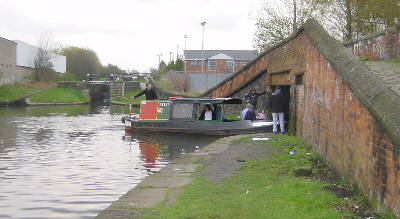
top-left (188, 73), bottom-right (231, 91)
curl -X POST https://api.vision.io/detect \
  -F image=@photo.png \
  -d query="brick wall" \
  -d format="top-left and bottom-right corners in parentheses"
top-left (204, 28), bottom-right (400, 215)
top-left (346, 26), bottom-right (400, 60)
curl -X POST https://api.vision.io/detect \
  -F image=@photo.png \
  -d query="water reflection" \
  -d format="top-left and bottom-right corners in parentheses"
top-left (125, 133), bottom-right (219, 174)
top-left (0, 104), bottom-right (219, 219)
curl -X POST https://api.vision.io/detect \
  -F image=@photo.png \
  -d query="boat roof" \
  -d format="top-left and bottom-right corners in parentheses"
top-left (172, 97), bottom-right (242, 104)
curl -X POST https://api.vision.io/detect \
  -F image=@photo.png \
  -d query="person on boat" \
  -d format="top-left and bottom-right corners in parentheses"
top-left (198, 105), bottom-right (216, 120)
top-left (214, 105), bottom-right (227, 121)
top-left (271, 86), bottom-right (285, 134)
top-left (244, 105), bottom-right (256, 120)
top-left (241, 103), bottom-right (251, 120)
top-left (244, 88), bottom-right (268, 109)
top-left (132, 83), bottom-right (158, 100)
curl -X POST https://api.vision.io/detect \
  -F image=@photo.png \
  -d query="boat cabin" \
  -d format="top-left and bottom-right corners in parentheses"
top-left (138, 98), bottom-right (242, 121)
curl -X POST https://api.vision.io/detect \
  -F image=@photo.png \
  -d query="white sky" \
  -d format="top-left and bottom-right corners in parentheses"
top-left (0, 0), bottom-right (264, 72)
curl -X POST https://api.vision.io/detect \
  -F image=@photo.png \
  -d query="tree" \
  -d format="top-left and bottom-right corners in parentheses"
top-left (61, 47), bottom-right (102, 80)
top-left (34, 33), bottom-right (59, 81)
top-left (254, 0), bottom-right (400, 51)
top-left (306, 0), bottom-right (400, 40)
top-left (355, 0), bottom-right (400, 32)
top-left (102, 64), bottom-right (125, 75)
top-left (253, 0), bottom-right (315, 52)
top-left (174, 58), bottom-right (184, 71)
top-left (307, 0), bottom-right (362, 40)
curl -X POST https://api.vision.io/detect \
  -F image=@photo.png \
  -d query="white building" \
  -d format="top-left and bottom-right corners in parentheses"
top-left (15, 40), bottom-right (66, 74)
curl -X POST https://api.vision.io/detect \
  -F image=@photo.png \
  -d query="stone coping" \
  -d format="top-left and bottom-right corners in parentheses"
top-left (0, 90), bottom-right (43, 106)
top-left (25, 97), bottom-right (88, 106)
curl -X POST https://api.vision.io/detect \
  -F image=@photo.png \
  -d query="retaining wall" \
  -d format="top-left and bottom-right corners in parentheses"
top-left (201, 19), bottom-right (400, 215)
top-left (345, 25), bottom-right (400, 60)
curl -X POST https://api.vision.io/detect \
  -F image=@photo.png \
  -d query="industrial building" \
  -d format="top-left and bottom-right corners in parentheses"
top-left (0, 36), bottom-right (66, 85)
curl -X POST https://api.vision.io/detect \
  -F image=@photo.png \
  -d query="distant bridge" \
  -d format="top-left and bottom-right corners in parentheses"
top-left (89, 81), bottom-right (110, 85)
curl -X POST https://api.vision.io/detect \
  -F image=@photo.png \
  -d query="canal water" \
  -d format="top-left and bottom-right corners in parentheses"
top-left (0, 104), bottom-right (220, 219)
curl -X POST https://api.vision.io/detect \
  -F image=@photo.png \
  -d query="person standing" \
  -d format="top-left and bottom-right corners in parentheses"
top-left (271, 86), bottom-right (285, 134)
top-left (244, 88), bottom-right (268, 109)
top-left (133, 83), bottom-right (158, 100)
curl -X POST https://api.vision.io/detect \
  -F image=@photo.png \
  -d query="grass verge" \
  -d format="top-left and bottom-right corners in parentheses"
top-left (384, 57), bottom-right (400, 63)
top-left (138, 135), bottom-right (393, 218)
top-left (0, 84), bottom-right (39, 101)
top-left (154, 79), bottom-right (201, 97)
top-left (29, 87), bottom-right (88, 103)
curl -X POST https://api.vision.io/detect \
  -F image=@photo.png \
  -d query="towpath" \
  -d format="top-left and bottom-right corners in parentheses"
top-left (96, 134), bottom-right (272, 218)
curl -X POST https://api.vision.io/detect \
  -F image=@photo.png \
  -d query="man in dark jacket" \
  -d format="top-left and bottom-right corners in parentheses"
top-left (244, 105), bottom-right (256, 120)
top-left (133, 83), bottom-right (158, 100)
top-left (244, 88), bottom-right (268, 109)
top-left (271, 86), bottom-right (284, 133)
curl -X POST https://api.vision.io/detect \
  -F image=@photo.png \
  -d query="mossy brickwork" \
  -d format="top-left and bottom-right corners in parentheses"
top-left (201, 19), bottom-right (400, 216)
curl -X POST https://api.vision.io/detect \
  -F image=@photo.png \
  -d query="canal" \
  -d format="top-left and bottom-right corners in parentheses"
top-left (0, 104), bottom-right (220, 219)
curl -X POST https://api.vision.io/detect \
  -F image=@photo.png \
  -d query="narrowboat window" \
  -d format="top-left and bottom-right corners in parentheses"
top-left (172, 103), bottom-right (194, 119)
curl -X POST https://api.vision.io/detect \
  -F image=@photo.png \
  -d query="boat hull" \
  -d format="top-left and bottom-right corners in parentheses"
top-left (123, 119), bottom-right (274, 135)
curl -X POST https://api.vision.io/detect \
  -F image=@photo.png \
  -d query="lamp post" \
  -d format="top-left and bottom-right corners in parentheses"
top-left (157, 53), bottom-right (162, 65)
top-left (184, 34), bottom-right (187, 51)
top-left (201, 21), bottom-right (206, 74)
top-left (184, 35), bottom-right (187, 74)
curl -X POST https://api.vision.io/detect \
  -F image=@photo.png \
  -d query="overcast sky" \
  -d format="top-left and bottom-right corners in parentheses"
top-left (0, 0), bottom-right (264, 72)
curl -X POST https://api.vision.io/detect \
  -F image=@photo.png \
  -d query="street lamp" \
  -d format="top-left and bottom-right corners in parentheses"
top-left (184, 34), bottom-right (187, 51)
top-left (201, 21), bottom-right (206, 74)
top-left (184, 35), bottom-right (187, 74)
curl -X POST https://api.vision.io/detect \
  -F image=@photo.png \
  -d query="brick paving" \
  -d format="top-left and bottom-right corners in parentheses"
top-left (365, 61), bottom-right (400, 97)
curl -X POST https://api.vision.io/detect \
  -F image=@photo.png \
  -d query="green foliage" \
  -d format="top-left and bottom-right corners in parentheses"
top-left (0, 84), bottom-right (38, 101)
top-left (56, 72), bottom-right (78, 81)
top-left (23, 73), bottom-right (35, 81)
top-left (384, 57), bottom-right (400, 63)
top-left (29, 87), bottom-right (88, 103)
top-left (360, 56), bottom-right (371, 61)
top-left (155, 79), bottom-right (174, 92)
top-left (152, 58), bottom-right (185, 80)
top-left (253, 0), bottom-right (316, 52)
top-left (225, 114), bottom-right (241, 121)
top-left (254, 0), bottom-right (400, 51)
top-left (61, 47), bottom-right (102, 80)
top-left (101, 64), bottom-right (125, 77)
top-left (174, 58), bottom-right (184, 71)
top-left (152, 61), bottom-right (168, 80)
top-left (355, 0), bottom-right (400, 31)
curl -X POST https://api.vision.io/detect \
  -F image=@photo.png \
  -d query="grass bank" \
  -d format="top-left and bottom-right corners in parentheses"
top-left (29, 87), bottom-right (88, 103)
top-left (0, 84), bottom-right (39, 101)
top-left (384, 57), bottom-right (400, 63)
top-left (155, 79), bottom-right (202, 97)
top-left (140, 135), bottom-right (394, 218)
